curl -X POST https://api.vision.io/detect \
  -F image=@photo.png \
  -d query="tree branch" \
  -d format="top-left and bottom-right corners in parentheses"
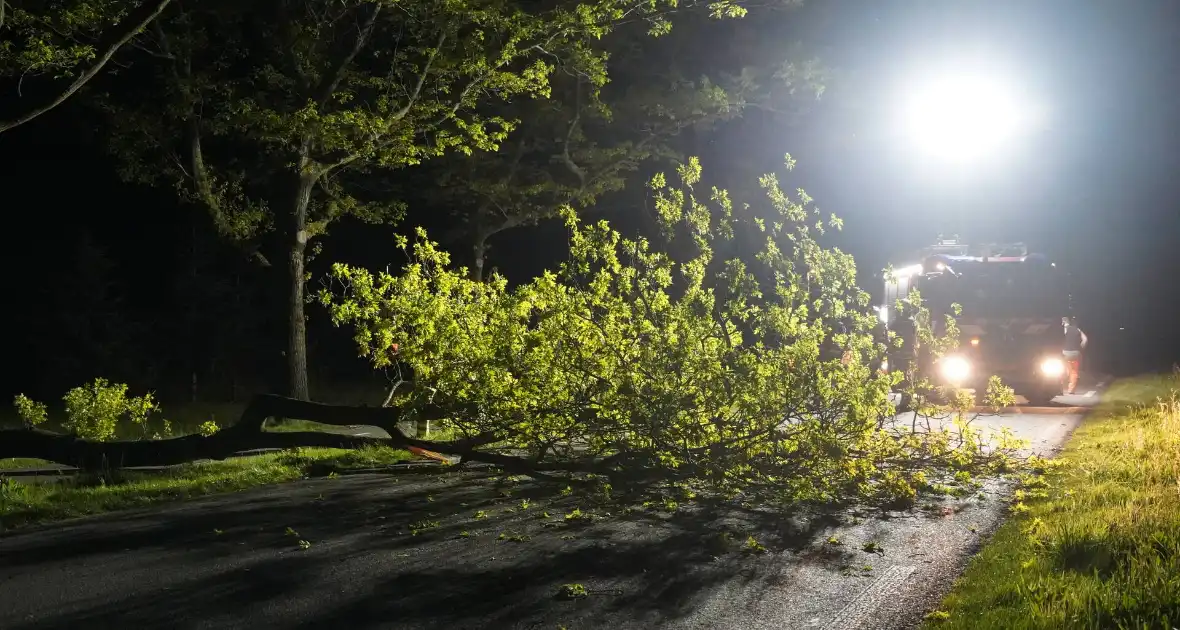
top-left (559, 80), bottom-right (587, 189)
top-left (0, 0), bottom-right (175, 134)
top-left (391, 30), bottom-right (446, 120)
top-left (154, 21), bottom-right (271, 268)
top-left (313, 3), bottom-right (382, 106)
top-left (325, 30), bottom-right (445, 175)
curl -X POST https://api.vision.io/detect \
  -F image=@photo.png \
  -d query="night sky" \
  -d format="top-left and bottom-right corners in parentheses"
top-left (2, 0), bottom-right (1179, 397)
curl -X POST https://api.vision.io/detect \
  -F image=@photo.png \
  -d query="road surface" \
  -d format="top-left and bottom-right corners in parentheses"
top-left (0, 392), bottom-right (1101, 630)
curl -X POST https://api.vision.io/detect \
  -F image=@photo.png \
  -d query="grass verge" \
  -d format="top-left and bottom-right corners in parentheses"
top-left (0, 459), bottom-right (54, 471)
top-left (925, 373), bottom-right (1180, 629)
top-left (0, 445), bottom-right (414, 532)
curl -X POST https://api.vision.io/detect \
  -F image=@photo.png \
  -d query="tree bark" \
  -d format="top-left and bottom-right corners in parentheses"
top-left (472, 235), bottom-right (488, 282)
top-left (286, 164), bottom-right (316, 401)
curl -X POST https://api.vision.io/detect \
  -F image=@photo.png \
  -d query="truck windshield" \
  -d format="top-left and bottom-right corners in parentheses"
top-left (918, 263), bottom-right (1067, 319)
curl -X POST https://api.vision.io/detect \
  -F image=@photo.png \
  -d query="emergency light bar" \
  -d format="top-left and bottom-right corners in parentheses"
top-left (935, 254), bottom-right (1028, 264)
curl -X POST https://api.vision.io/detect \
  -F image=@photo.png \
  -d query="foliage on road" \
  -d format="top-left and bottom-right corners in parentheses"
top-left (926, 373), bottom-right (1180, 629)
top-left (322, 157), bottom-right (1021, 508)
top-left (0, 445), bottom-right (412, 531)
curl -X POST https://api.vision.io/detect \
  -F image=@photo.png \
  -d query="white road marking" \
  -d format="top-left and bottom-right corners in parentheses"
top-left (824, 565), bottom-right (917, 630)
top-left (1084, 391), bottom-right (1096, 398)
top-left (354, 432), bottom-right (371, 436)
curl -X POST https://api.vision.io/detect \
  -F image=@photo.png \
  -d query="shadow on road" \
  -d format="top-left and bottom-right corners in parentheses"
top-left (1, 472), bottom-right (848, 629)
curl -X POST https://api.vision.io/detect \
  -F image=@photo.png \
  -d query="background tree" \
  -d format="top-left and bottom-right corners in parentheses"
top-left (20, 229), bottom-right (141, 391)
top-left (167, 207), bottom-right (274, 402)
top-left (100, 0), bottom-right (763, 401)
top-left (0, 0), bottom-right (174, 133)
top-left (429, 15), bottom-right (826, 280)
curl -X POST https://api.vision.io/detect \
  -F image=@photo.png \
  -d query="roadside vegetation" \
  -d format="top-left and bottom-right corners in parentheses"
top-left (0, 445), bottom-right (414, 531)
top-left (926, 373), bottom-right (1180, 629)
top-left (0, 382), bottom-right (423, 531)
top-left (3, 159), bottom-right (1026, 533)
top-left (1, 0), bottom-right (1029, 548)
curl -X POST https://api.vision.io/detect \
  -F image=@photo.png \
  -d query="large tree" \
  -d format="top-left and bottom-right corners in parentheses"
top-left (101, 0), bottom-right (763, 400)
top-left (0, 0), bottom-right (174, 133)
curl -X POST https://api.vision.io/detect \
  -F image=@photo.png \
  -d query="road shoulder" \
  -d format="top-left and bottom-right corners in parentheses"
top-left (918, 374), bottom-right (1178, 629)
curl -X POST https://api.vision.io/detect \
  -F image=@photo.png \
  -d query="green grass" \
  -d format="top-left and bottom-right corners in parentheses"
top-left (925, 373), bottom-right (1180, 629)
top-left (0, 459), bottom-right (54, 471)
top-left (0, 445), bottom-right (414, 531)
top-left (0, 416), bottom-right (384, 473)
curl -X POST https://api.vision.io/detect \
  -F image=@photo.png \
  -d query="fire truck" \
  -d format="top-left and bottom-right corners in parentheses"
top-left (879, 239), bottom-right (1071, 406)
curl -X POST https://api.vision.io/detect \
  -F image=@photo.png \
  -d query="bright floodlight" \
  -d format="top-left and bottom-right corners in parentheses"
top-left (902, 75), bottom-right (1031, 163)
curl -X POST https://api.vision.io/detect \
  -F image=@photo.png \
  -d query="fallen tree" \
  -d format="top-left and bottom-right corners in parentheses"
top-left (312, 157), bottom-right (1022, 506)
top-left (3, 158), bottom-right (1022, 505)
top-left (0, 394), bottom-right (502, 471)
top-left (0, 392), bottom-right (642, 474)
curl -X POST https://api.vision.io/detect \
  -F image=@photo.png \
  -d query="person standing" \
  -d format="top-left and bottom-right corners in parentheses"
top-left (891, 300), bottom-right (922, 410)
top-left (1062, 316), bottom-right (1088, 394)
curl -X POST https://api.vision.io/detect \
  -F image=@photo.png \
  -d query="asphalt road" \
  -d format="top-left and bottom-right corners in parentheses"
top-left (0, 391), bottom-right (1102, 630)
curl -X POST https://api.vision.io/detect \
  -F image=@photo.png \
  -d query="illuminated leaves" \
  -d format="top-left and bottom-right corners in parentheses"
top-left (10, 377), bottom-right (164, 442)
top-left (320, 157), bottom-right (1016, 505)
top-left (0, 0), bottom-right (124, 78)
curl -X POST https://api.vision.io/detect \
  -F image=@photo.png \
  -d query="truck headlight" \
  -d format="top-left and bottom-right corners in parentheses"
top-left (1040, 357), bottom-right (1065, 377)
top-left (939, 355), bottom-right (971, 384)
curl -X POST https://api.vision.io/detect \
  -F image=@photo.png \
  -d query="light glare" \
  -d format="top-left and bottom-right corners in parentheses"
top-left (939, 355), bottom-right (971, 384)
top-left (887, 264), bottom-right (924, 280)
top-left (902, 74), bottom-right (1033, 163)
top-left (1040, 358), bottom-right (1065, 377)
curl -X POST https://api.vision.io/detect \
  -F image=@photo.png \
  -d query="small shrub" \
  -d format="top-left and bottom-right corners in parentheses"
top-left (16, 378), bottom-right (161, 441)
top-left (924, 610), bottom-right (950, 622)
top-left (12, 395), bottom-right (48, 427)
top-left (557, 583), bottom-right (588, 600)
top-left (65, 378), bottom-right (160, 440)
top-left (743, 536), bottom-right (767, 554)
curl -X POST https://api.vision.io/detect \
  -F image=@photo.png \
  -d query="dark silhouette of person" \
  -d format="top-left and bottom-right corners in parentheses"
top-left (1061, 316), bottom-right (1088, 394)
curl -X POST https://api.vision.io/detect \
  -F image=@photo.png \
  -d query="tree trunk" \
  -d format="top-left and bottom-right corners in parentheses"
top-left (472, 235), bottom-right (488, 282)
top-left (189, 214), bottom-right (200, 403)
top-left (0, 395), bottom-right (501, 471)
top-left (286, 168), bottom-right (317, 401)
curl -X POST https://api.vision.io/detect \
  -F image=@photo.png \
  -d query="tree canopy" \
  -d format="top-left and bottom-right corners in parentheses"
top-left (96, 0), bottom-right (800, 401)
top-left (0, 0), bottom-right (174, 133)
